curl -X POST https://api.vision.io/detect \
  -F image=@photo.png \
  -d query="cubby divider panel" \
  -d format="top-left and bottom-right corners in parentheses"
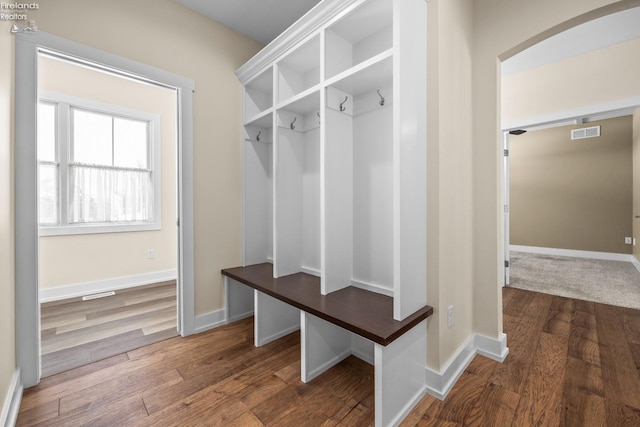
top-left (325, 0), bottom-right (392, 79)
top-left (278, 35), bottom-right (321, 104)
top-left (244, 67), bottom-right (273, 121)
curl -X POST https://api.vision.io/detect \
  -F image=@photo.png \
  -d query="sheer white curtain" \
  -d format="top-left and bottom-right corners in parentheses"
top-left (69, 164), bottom-right (153, 223)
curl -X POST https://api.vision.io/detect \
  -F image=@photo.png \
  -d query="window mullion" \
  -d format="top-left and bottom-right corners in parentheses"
top-left (59, 103), bottom-right (71, 227)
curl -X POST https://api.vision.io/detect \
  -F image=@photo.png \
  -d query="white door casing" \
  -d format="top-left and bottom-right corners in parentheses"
top-left (15, 30), bottom-right (196, 387)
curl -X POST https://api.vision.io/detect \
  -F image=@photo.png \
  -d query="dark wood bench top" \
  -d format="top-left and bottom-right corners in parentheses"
top-left (221, 263), bottom-right (433, 346)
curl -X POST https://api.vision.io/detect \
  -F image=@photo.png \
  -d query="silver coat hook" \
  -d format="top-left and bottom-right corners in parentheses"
top-left (290, 116), bottom-right (297, 130)
top-left (339, 96), bottom-right (348, 112)
top-left (256, 130), bottom-right (261, 142)
top-left (377, 90), bottom-right (385, 106)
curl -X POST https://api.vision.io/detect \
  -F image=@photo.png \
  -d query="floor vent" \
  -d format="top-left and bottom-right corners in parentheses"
top-left (82, 291), bottom-right (116, 301)
top-left (571, 126), bottom-right (600, 140)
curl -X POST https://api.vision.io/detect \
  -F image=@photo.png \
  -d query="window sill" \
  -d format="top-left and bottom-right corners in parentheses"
top-left (39, 221), bottom-right (162, 237)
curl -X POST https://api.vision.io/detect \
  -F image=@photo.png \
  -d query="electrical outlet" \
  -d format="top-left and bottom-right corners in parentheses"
top-left (447, 305), bottom-right (454, 328)
top-left (625, 237), bottom-right (633, 245)
top-left (146, 249), bottom-right (155, 259)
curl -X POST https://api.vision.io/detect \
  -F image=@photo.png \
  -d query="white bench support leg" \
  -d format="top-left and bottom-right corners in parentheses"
top-left (300, 312), bottom-right (351, 383)
top-left (254, 290), bottom-right (300, 347)
top-left (224, 278), bottom-right (254, 323)
top-left (374, 319), bottom-right (427, 427)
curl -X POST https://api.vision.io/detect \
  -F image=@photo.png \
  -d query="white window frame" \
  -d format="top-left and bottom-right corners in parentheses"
top-left (39, 90), bottom-right (162, 236)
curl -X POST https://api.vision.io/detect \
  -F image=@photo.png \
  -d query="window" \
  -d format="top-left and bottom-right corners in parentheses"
top-left (38, 92), bottom-right (161, 236)
top-left (38, 102), bottom-right (58, 225)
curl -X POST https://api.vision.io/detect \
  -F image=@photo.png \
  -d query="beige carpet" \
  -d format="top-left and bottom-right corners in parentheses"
top-left (509, 251), bottom-right (640, 310)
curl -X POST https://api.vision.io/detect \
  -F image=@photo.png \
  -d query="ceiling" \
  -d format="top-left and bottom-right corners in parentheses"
top-left (176, 0), bottom-right (321, 45)
top-left (176, 2), bottom-right (640, 65)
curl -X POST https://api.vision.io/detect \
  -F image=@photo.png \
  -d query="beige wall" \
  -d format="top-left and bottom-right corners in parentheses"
top-left (510, 117), bottom-right (633, 254)
top-left (38, 56), bottom-right (178, 289)
top-left (0, 20), bottom-right (16, 414)
top-left (502, 38), bottom-right (640, 125)
top-left (427, 0), bottom-right (637, 372)
top-left (634, 108), bottom-right (640, 261)
top-left (426, 0), bottom-right (475, 370)
top-left (471, 0), bottom-right (637, 351)
top-left (31, 0), bottom-right (262, 313)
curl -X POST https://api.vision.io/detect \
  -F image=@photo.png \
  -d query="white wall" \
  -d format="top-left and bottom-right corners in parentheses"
top-left (38, 55), bottom-right (178, 290)
top-left (0, 20), bottom-right (17, 419)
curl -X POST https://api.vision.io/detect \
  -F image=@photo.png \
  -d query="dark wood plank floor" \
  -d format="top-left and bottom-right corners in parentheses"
top-left (20, 287), bottom-right (640, 426)
top-left (40, 281), bottom-right (178, 377)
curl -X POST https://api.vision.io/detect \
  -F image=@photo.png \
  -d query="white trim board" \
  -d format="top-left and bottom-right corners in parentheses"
top-left (194, 308), bottom-right (227, 334)
top-left (510, 245), bottom-right (634, 262)
top-left (351, 279), bottom-right (394, 297)
top-left (502, 97), bottom-right (640, 132)
top-left (1, 369), bottom-right (22, 427)
top-left (196, 307), bottom-right (265, 334)
top-left (425, 333), bottom-right (508, 400)
top-left (39, 269), bottom-right (177, 303)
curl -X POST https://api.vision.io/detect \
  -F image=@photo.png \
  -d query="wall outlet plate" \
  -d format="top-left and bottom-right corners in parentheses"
top-left (625, 237), bottom-right (633, 245)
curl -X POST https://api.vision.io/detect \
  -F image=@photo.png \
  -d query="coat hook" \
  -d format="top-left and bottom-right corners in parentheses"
top-left (377, 90), bottom-right (385, 106)
top-left (290, 116), bottom-right (297, 130)
top-left (256, 130), bottom-right (261, 142)
top-left (317, 112), bottom-right (321, 124)
top-left (339, 96), bottom-right (348, 112)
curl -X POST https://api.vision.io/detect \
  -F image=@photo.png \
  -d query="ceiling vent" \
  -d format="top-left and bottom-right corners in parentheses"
top-left (571, 125), bottom-right (600, 140)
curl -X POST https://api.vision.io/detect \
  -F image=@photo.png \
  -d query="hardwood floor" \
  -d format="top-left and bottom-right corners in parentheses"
top-left (40, 281), bottom-right (178, 377)
top-left (20, 287), bottom-right (640, 426)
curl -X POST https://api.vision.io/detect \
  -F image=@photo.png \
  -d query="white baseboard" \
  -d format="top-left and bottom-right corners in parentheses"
top-left (305, 349), bottom-right (351, 382)
top-left (351, 279), bottom-right (394, 297)
top-left (425, 333), bottom-right (509, 400)
top-left (40, 269), bottom-right (177, 303)
top-left (256, 324), bottom-right (300, 347)
top-left (425, 335), bottom-right (476, 400)
top-left (511, 245), bottom-right (634, 263)
top-left (389, 386), bottom-right (428, 427)
top-left (1, 369), bottom-right (22, 427)
top-left (632, 257), bottom-right (640, 273)
top-left (194, 308), bottom-right (227, 334)
top-left (227, 310), bottom-right (254, 324)
top-left (351, 335), bottom-right (375, 365)
top-left (301, 265), bottom-right (321, 277)
top-left (476, 333), bottom-right (509, 362)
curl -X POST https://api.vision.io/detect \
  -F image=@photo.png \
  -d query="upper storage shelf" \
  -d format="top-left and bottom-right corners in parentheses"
top-left (278, 34), bottom-right (321, 104)
top-left (244, 67), bottom-right (273, 123)
top-left (325, 0), bottom-right (392, 80)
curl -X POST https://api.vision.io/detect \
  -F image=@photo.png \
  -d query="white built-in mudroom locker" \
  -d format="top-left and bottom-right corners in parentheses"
top-left (222, 0), bottom-right (430, 425)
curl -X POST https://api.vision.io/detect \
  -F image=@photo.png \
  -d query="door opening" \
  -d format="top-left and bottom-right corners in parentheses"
top-left (36, 51), bottom-right (180, 377)
top-left (15, 31), bottom-right (195, 387)
top-left (502, 129), bottom-right (526, 286)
